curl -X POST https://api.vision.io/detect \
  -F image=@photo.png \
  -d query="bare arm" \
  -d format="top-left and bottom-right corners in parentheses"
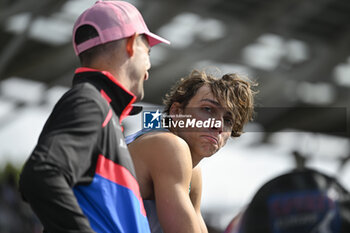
top-left (190, 166), bottom-right (208, 233)
top-left (138, 133), bottom-right (203, 233)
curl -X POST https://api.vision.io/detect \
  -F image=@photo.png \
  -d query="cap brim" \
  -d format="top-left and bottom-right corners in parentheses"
top-left (145, 31), bottom-right (170, 47)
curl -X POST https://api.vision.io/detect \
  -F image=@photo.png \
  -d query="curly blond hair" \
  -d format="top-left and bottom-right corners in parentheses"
top-left (163, 70), bottom-right (257, 137)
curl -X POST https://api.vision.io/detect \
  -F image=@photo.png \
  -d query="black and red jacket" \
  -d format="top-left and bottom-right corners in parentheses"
top-left (19, 68), bottom-right (150, 233)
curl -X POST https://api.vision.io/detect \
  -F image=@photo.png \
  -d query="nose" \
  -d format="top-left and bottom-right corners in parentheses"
top-left (144, 70), bottom-right (149, 80)
top-left (211, 118), bottom-right (223, 134)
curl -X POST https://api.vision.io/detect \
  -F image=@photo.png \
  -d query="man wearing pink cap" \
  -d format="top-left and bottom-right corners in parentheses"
top-left (19, 1), bottom-right (169, 233)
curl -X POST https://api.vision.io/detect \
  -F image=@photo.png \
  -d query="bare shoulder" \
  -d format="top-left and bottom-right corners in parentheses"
top-left (138, 131), bottom-right (187, 147)
top-left (129, 131), bottom-right (192, 176)
top-left (130, 131), bottom-right (190, 157)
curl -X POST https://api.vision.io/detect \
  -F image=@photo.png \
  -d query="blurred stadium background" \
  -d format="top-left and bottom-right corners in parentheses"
top-left (1, 0), bottom-right (350, 232)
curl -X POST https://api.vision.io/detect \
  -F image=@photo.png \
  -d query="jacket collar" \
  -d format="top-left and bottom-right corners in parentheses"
top-left (73, 67), bottom-right (136, 123)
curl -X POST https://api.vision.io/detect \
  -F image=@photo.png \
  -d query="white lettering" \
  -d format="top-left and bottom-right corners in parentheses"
top-left (162, 119), bottom-right (169, 128)
top-left (145, 122), bottom-right (153, 128)
top-left (186, 119), bottom-right (196, 127)
top-left (214, 120), bottom-right (222, 128)
top-left (178, 121), bottom-right (184, 128)
top-left (203, 119), bottom-right (211, 128)
top-left (160, 118), bottom-right (223, 129)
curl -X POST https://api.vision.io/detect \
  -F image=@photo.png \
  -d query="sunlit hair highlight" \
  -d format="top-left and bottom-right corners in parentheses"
top-left (163, 70), bottom-right (257, 137)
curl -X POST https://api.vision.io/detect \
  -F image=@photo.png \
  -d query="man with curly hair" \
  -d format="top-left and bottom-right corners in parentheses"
top-left (126, 70), bottom-right (257, 233)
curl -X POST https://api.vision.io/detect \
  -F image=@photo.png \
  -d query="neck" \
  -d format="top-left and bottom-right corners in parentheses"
top-left (109, 70), bottom-right (131, 92)
top-left (87, 63), bottom-right (132, 93)
top-left (190, 152), bottom-right (202, 168)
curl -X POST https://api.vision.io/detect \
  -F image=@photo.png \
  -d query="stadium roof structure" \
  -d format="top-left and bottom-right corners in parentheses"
top-left (1, 0), bottom-right (350, 139)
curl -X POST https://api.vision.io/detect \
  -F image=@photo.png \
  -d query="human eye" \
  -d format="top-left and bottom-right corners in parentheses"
top-left (224, 116), bottom-right (234, 128)
top-left (201, 106), bottom-right (210, 111)
top-left (224, 118), bottom-right (233, 125)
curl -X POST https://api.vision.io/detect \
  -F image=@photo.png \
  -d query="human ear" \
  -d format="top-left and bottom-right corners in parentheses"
top-left (126, 33), bottom-right (137, 57)
top-left (169, 102), bottom-right (183, 116)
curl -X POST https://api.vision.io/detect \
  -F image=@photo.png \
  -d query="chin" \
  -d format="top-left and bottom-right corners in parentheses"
top-left (135, 92), bottom-right (144, 101)
top-left (201, 148), bottom-right (217, 158)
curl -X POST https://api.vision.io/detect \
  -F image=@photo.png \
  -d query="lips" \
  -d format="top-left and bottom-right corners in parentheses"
top-left (202, 135), bottom-right (218, 144)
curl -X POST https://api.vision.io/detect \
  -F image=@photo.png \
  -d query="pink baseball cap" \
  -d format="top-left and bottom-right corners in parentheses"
top-left (73, 0), bottom-right (170, 55)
